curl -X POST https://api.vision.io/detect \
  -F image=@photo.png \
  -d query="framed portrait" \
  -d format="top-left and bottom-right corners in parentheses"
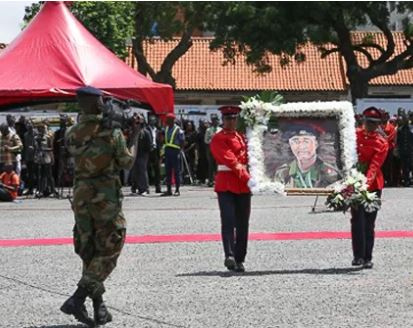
top-left (243, 101), bottom-right (357, 195)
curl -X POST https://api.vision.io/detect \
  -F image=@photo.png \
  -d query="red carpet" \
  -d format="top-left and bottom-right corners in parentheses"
top-left (1, 230), bottom-right (413, 247)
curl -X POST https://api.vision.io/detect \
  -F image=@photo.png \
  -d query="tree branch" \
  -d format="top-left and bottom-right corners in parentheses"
top-left (401, 56), bottom-right (413, 70)
top-left (132, 38), bottom-right (157, 79)
top-left (331, 9), bottom-right (361, 76)
top-left (354, 42), bottom-right (386, 54)
top-left (367, 13), bottom-right (395, 65)
top-left (365, 46), bottom-right (413, 79)
top-left (353, 45), bottom-right (375, 64)
top-left (158, 27), bottom-right (194, 75)
top-left (318, 46), bottom-right (340, 58)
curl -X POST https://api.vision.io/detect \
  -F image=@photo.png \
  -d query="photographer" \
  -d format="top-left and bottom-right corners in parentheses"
top-left (61, 86), bottom-right (136, 326)
top-left (34, 122), bottom-right (58, 198)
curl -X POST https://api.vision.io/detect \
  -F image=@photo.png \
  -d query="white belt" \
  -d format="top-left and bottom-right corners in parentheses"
top-left (217, 165), bottom-right (231, 172)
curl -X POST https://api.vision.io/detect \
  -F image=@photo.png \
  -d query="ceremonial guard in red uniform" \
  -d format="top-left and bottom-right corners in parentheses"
top-left (352, 107), bottom-right (389, 269)
top-left (210, 106), bottom-right (251, 272)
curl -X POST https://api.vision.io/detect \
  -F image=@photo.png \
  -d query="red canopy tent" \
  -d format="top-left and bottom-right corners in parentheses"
top-left (0, 1), bottom-right (174, 115)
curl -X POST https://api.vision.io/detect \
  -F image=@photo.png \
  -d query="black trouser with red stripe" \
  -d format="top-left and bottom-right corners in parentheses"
top-left (351, 190), bottom-right (382, 262)
top-left (217, 192), bottom-right (251, 263)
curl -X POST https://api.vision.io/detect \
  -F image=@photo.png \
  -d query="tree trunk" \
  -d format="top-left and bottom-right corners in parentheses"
top-left (348, 74), bottom-right (369, 105)
top-left (154, 70), bottom-right (176, 88)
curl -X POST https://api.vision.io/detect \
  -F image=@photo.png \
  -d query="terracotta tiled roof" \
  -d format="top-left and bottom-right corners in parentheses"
top-left (125, 33), bottom-right (413, 91)
top-left (349, 32), bottom-right (413, 86)
top-left (2, 32), bottom-right (413, 92)
top-left (126, 37), bottom-right (346, 91)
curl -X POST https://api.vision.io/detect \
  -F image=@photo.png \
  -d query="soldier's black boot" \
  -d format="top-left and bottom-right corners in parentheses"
top-left (60, 287), bottom-right (95, 327)
top-left (93, 295), bottom-right (113, 326)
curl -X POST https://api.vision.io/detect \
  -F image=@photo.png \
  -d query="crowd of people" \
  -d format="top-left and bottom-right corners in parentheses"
top-left (0, 111), bottom-right (226, 201)
top-left (0, 114), bottom-right (70, 201)
top-left (2, 106), bottom-right (413, 202)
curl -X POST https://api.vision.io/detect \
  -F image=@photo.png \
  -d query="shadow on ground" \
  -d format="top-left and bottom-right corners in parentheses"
top-left (177, 267), bottom-right (364, 278)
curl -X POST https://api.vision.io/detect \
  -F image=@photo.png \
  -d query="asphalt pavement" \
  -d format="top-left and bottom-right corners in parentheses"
top-left (0, 186), bottom-right (412, 328)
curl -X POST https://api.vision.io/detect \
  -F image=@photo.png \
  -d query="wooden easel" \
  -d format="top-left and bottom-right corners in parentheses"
top-left (285, 188), bottom-right (333, 212)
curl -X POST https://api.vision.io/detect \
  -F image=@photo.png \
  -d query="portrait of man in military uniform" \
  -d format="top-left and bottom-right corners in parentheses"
top-left (264, 118), bottom-right (342, 189)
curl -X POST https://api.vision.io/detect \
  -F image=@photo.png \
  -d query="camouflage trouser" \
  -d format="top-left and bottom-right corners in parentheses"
top-left (72, 185), bottom-right (126, 299)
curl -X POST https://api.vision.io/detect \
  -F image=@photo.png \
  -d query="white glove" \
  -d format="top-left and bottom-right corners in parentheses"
top-left (247, 178), bottom-right (257, 190)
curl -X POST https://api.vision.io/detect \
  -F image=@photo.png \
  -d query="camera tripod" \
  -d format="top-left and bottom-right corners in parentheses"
top-left (180, 150), bottom-right (194, 185)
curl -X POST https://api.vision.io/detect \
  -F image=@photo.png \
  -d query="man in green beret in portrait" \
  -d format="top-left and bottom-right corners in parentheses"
top-left (274, 124), bottom-right (340, 188)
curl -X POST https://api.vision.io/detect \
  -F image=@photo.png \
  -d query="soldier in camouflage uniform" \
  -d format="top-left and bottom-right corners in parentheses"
top-left (274, 124), bottom-right (339, 188)
top-left (61, 86), bottom-right (136, 327)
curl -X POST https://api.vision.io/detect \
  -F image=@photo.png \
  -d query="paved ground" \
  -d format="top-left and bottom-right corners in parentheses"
top-left (0, 186), bottom-right (413, 328)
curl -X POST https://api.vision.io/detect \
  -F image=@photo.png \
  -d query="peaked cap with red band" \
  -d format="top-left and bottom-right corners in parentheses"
top-left (166, 113), bottom-right (176, 119)
top-left (363, 107), bottom-right (382, 122)
top-left (218, 105), bottom-right (241, 117)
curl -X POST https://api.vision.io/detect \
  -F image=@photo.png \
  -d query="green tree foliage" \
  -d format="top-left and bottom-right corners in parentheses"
top-left (132, 2), bottom-right (217, 87)
top-left (23, 2), bottom-right (218, 88)
top-left (209, 2), bottom-right (413, 103)
top-left (24, 1), bottom-right (134, 60)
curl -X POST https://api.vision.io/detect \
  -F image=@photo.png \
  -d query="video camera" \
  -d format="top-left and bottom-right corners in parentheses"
top-left (100, 97), bottom-right (136, 130)
top-left (101, 98), bottom-right (144, 131)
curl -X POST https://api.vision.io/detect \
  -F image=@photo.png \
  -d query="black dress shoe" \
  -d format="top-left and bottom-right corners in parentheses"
top-left (160, 191), bottom-right (172, 197)
top-left (234, 262), bottom-right (245, 272)
top-left (174, 190), bottom-right (180, 196)
top-left (155, 187), bottom-right (162, 193)
top-left (224, 256), bottom-right (236, 271)
top-left (60, 296), bottom-right (95, 327)
top-left (352, 258), bottom-right (364, 266)
top-left (363, 261), bottom-right (374, 269)
top-left (93, 299), bottom-right (113, 326)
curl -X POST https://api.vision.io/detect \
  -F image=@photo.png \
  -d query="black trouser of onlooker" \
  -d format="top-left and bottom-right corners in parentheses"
top-left (217, 192), bottom-right (251, 263)
top-left (131, 152), bottom-right (149, 194)
top-left (197, 147), bottom-right (208, 184)
top-left (382, 151), bottom-right (395, 186)
top-left (25, 161), bottom-right (36, 192)
top-left (37, 164), bottom-right (57, 196)
top-left (148, 149), bottom-right (161, 192)
top-left (186, 151), bottom-right (196, 181)
top-left (400, 156), bottom-right (412, 186)
top-left (351, 190), bottom-right (382, 262)
top-left (165, 147), bottom-right (181, 193)
top-left (206, 146), bottom-right (216, 185)
top-left (0, 186), bottom-right (13, 202)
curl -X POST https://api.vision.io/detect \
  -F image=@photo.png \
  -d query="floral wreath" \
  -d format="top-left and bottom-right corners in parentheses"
top-left (240, 94), bottom-right (381, 213)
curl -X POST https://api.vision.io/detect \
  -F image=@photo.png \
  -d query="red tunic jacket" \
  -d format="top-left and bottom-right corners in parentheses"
top-left (210, 129), bottom-right (250, 194)
top-left (356, 128), bottom-right (389, 191)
